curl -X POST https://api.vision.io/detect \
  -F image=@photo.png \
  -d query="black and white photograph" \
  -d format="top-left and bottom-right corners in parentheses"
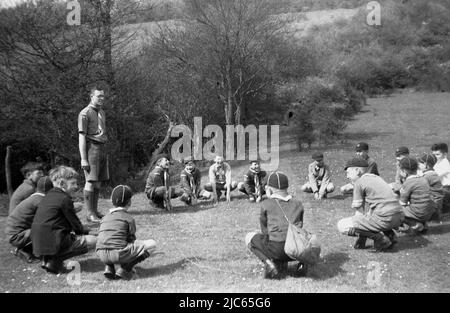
top-left (0, 0), bottom-right (449, 295)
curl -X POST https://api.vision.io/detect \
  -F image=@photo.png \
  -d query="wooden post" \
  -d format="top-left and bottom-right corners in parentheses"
top-left (5, 146), bottom-right (13, 198)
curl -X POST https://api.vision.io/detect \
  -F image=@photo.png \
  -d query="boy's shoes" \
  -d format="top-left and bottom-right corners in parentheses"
top-left (263, 259), bottom-right (280, 279)
top-left (249, 195), bottom-right (256, 202)
top-left (384, 230), bottom-right (398, 245)
top-left (104, 264), bottom-right (116, 280)
top-left (274, 260), bottom-right (288, 275)
top-left (295, 262), bottom-right (308, 277)
top-left (115, 267), bottom-right (137, 280)
top-left (397, 224), bottom-right (410, 233)
top-left (86, 214), bottom-right (101, 224)
top-left (152, 201), bottom-right (165, 210)
top-left (256, 196), bottom-right (262, 203)
top-left (411, 222), bottom-right (428, 234)
top-left (353, 236), bottom-right (367, 249)
top-left (12, 248), bottom-right (40, 263)
top-left (373, 234), bottom-right (392, 252)
top-left (41, 257), bottom-right (62, 274)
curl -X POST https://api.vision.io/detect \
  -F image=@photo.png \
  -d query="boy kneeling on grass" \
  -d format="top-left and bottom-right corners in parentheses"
top-left (398, 157), bottom-right (435, 234)
top-left (96, 185), bottom-right (157, 280)
top-left (31, 166), bottom-right (97, 274)
top-left (337, 158), bottom-right (404, 252)
top-left (245, 172), bottom-right (306, 280)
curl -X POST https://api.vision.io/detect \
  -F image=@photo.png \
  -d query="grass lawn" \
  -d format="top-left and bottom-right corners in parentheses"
top-left (1, 90), bottom-right (450, 293)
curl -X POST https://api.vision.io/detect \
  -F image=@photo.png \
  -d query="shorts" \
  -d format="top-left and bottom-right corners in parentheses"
top-left (85, 142), bottom-right (109, 182)
top-left (97, 240), bottom-right (153, 265)
top-left (8, 229), bottom-right (31, 249)
top-left (403, 205), bottom-right (435, 223)
top-left (338, 211), bottom-right (404, 233)
top-left (248, 233), bottom-right (291, 262)
top-left (57, 234), bottom-right (97, 260)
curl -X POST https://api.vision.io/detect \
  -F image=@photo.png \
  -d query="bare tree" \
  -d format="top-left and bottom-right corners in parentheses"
top-left (151, 0), bottom-right (287, 125)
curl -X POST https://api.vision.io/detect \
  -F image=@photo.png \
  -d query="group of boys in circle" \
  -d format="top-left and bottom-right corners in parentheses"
top-left (6, 140), bottom-right (448, 280)
top-left (4, 86), bottom-right (449, 280)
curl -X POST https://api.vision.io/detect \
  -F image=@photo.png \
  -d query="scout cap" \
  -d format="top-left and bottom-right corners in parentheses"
top-left (395, 146), bottom-right (409, 157)
top-left (344, 157), bottom-right (369, 170)
top-left (111, 185), bottom-right (133, 207)
top-left (399, 157), bottom-right (418, 171)
top-left (418, 153), bottom-right (437, 168)
top-left (355, 142), bottom-right (369, 152)
top-left (267, 172), bottom-right (289, 190)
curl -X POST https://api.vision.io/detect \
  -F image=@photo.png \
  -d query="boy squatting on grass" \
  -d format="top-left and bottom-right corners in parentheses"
top-left (301, 152), bottom-right (335, 200)
top-left (245, 172), bottom-right (307, 279)
top-left (389, 146), bottom-right (410, 194)
top-left (8, 162), bottom-right (44, 214)
top-left (145, 155), bottom-right (183, 210)
top-left (398, 157), bottom-right (435, 233)
top-left (179, 156), bottom-right (211, 205)
top-left (31, 166), bottom-right (97, 274)
top-left (204, 156), bottom-right (238, 204)
top-left (6, 176), bottom-right (53, 263)
top-left (337, 158), bottom-right (404, 251)
top-left (431, 143), bottom-right (450, 214)
top-left (340, 142), bottom-right (379, 195)
top-left (237, 160), bottom-right (267, 203)
top-left (417, 153), bottom-right (444, 221)
top-left (96, 185), bottom-right (157, 280)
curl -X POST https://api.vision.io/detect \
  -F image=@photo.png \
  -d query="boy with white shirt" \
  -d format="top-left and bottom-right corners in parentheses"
top-left (431, 143), bottom-right (450, 214)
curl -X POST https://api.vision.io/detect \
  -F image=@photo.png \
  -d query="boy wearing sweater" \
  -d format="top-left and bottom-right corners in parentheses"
top-left (245, 172), bottom-right (305, 279)
top-left (6, 176), bottom-right (53, 263)
top-left (96, 185), bottom-right (157, 280)
top-left (389, 146), bottom-right (409, 194)
top-left (398, 157), bottom-right (435, 233)
top-left (418, 153), bottom-right (444, 221)
top-left (337, 158), bottom-right (404, 251)
top-left (301, 152), bottom-right (334, 200)
top-left (31, 166), bottom-right (97, 274)
top-left (237, 160), bottom-right (267, 203)
top-left (9, 162), bottom-right (44, 214)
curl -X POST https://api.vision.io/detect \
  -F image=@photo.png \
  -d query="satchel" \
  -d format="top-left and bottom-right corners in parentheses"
top-left (275, 200), bottom-right (321, 265)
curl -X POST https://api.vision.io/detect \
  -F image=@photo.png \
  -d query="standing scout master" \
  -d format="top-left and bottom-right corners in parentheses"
top-left (301, 152), bottom-right (334, 200)
top-left (78, 85), bottom-right (109, 223)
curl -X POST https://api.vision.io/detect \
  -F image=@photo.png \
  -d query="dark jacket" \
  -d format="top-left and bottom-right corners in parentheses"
top-left (180, 168), bottom-right (201, 196)
top-left (145, 166), bottom-right (169, 199)
top-left (260, 196), bottom-right (304, 242)
top-left (31, 188), bottom-right (87, 256)
top-left (9, 180), bottom-right (35, 214)
top-left (6, 193), bottom-right (44, 238)
top-left (244, 170), bottom-right (266, 195)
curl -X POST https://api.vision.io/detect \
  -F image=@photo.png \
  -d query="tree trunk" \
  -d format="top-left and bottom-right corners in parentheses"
top-left (5, 146), bottom-right (13, 198)
top-left (234, 100), bottom-right (241, 125)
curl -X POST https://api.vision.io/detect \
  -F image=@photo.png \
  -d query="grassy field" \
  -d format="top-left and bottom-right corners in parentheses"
top-left (1, 90), bottom-right (450, 293)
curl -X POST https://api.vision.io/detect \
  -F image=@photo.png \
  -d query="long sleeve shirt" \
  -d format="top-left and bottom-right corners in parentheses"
top-left (180, 168), bottom-right (202, 196)
top-left (145, 166), bottom-right (170, 197)
top-left (307, 162), bottom-right (331, 196)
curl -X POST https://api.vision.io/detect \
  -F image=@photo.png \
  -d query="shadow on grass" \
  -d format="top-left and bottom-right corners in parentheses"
top-left (326, 193), bottom-right (352, 200)
top-left (424, 223), bottom-right (450, 235)
top-left (308, 251), bottom-right (350, 280)
top-left (395, 234), bottom-right (432, 251)
top-left (79, 256), bottom-right (202, 278)
top-left (137, 257), bottom-right (202, 278)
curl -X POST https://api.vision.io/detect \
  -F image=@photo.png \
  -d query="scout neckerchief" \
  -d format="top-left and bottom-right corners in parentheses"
top-left (250, 168), bottom-right (261, 197)
top-left (186, 167), bottom-right (197, 195)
